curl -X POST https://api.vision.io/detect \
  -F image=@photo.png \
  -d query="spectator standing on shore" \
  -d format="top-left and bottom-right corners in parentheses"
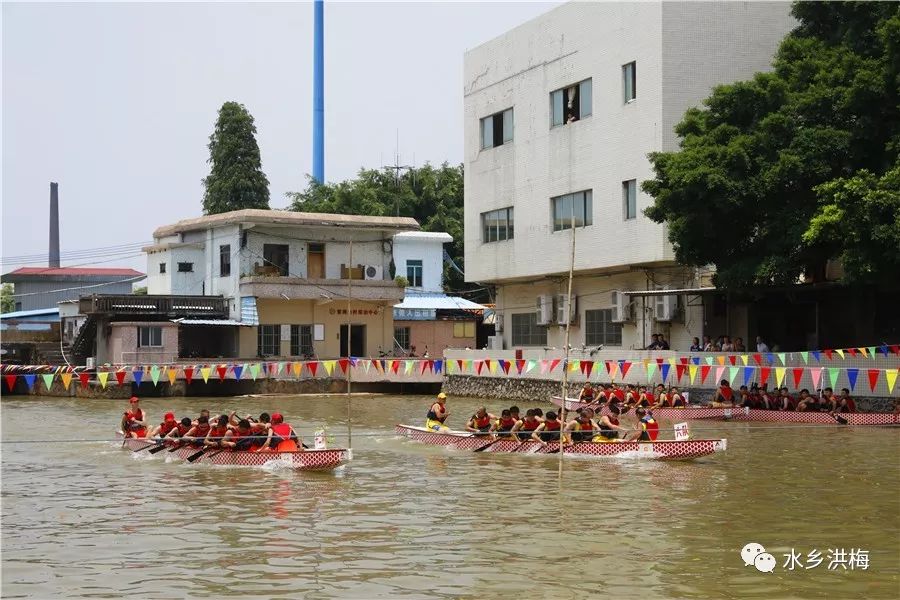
top-left (657, 335), bottom-right (670, 350)
top-left (756, 336), bottom-right (769, 353)
top-left (690, 337), bottom-right (702, 352)
top-left (734, 337), bottom-right (746, 352)
top-left (702, 336), bottom-right (713, 351)
top-left (721, 336), bottom-right (735, 352)
top-left (646, 334), bottom-right (660, 350)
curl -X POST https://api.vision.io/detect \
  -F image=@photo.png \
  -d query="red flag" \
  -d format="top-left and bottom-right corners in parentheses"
top-left (309, 361), bottom-right (320, 377)
top-left (823, 349), bottom-right (834, 360)
top-left (655, 358), bottom-right (664, 366)
top-left (501, 360), bottom-right (511, 375)
top-left (620, 361), bottom-right (632, 378)
top-left (760, 367), bottom-right (771, 386)
top-left (115, 371), bottom-right (126, 386)
top-left (79, 372), bottom-right (90, 388)
top-left (515, 359), bottom-right (526, 375)
top-left (484, 359), bottom-right (492, 372)
top-left (420, 360), bottom-right (431, 375)
top-left (752, 353), bottom-right (762, 366)
top-left (675, 364), bottom-right (686, 381)
top-left (456, 359), bottom-right (464, 371)
top-left (700, 365), bottom-right (711, 384)
top-left (338, 359), bottom-right (350, 374)
top-left (846, 348), bottom-right (858, 357)
top-left (475, 360), bottom-right (484, 375)
top-left (728, 355), bottom-right (736, 366)
top-left (867, 369), bottom-right (880, 392)
top-left (183, 367), bottom-right (194, 384)
top-left (4, 375), bottom-right (16, 391)
top-left (604, 361), bottom-right (612, 375)
top-left (891, 345), bottom-right (900, 356)
top-left (269, 362), bottom-right (278, 375)
top-left (679, 357), bottom-right (689, 365)
top-left (549, 359), bottom-right (561, 372)
top-left (791, 368), bottom-right (804, 389)
top-left (580, 360), bottom-right (593, 376)
top-left (216, 365), bottom-right (227, 381)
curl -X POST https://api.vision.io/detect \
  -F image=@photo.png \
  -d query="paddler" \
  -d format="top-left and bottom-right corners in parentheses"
top-left (121, 396), bottom-right (148, 438)
top-left (577, 382), bottom-right (595, 403)
top-left (610, 383), bottom-right (626, 406)
top-left (636, 386), bottom-right (653, 408)
top-left (494, 409), bottom-right (518, 438)
top-left (204, 415), bottom-right (231, 448)
top-left (836, 388), bottom-right (856, 413)
top-left (593, 404), bottom-right (628, 442)
top-left (531, 411), bottom-right (562, 446)
top-left (669, 386), bottom-right (685, 407)
top-left (565, 408), bottom-right (598, 444)
top-left (627, 407), bottom-right (659, 441)
top-left (465, 407), bottom-right (497, 433)
top-left (511, 409), bottom-right (541, 441)
top-left (623, 384), bottom-right (638, 406)
top-left (181, 415), bottom-right (211, 446)
top-left (166, 417), bottom-right (194, 441)
top-left (257, 413), bottom-right (301, 452)
top-left (713, 380), bottom-right (735, 406)
top-left (222, 419), bottom-right (258, 451)
top-left (426, 393), bottom-right (450, 431)
top-left (149, 412), bottom-right (179, 439)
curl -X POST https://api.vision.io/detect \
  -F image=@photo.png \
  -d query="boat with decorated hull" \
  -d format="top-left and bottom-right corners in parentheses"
top-left (395, 424), bottom-right (726, 460)
top-left (549, 397), bottom-right (898, 425)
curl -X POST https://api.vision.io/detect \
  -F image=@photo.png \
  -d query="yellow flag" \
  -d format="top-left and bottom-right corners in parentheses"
top-left (835, 349), bottom-right (845, 359)
top-left (166, 367), bottom-right (177, 385)
top-left (857, 347), bottom-right (867, 357)
top-left (775, 367), bottom-right (786, 388)
top-left (323, 360), bottom-right (336, 376)
top-left (97, 372), bottom-right (109, 388)
top-left (716, 356), bottom-right (726, 366)
top-left (740, 355), bottom-right (748, 366)
top-left (200, 367), bottom-right (211, 383)
top-left (60, 372), bottom-right (73, 390)
top-left (489, 360), bottom-right (499, 374)
top-left (292, 362), bottom-right (303, 377)
top-left (689, 364), bottom-right (698, 384)
top-left (886, 369), bottom-right (898, 394)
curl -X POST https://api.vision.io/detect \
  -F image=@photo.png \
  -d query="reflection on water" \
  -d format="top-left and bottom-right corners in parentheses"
top-left (1, 394), bottom-right (898, 598)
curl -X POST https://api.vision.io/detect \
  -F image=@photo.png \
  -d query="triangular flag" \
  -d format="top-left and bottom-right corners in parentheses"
top-left (338, 359), bottom-right (350, 374)
top-left (433, 359), bottom-right (443, 374)
top-left (484, 359), bottom-right (492, 372)
top-left (455, 359), bottom-right (463, 372)
top-left (405, 360), bottom-right (415, 375)
top-left (811, 350), bottom-right (821, 362)
top-left (97, 372), bottom-right (109, 388)
top-left (132, 369), bottom-right (144, 386)
top-left (216, 365), bottom-right (227, 381)
top-left (835, 349), bottom-right (845, 359)
top-left (742, 367), bottom-right (753, 387)
top-left (879, 344), bottom-right (890, 356)
top-left (309, 361), bottom-right (320, 377)
top-left (115, 371), bottom-right (126, 386)
top-left (60, 372), bottom-right (73, 390)
top-left (728, 366), bottom-right (740, 385)
top-left (857, 347), bottom-right (867, 358)
top-left (705, 356), bottom-right (714, 366)
top-left (276, 362), bottom-right (285, 376)
top-left (765, 353), bottom-right (775, 365)
top-left (800, 352), bottom-right (808, 365)
top-left (775, 367), bottom-right (786, 388)
top-left (867, 346), bottom-right (876, 359)
top-left (549, 359), bottom-right (561, 373)
top-left (41, 373), bottom-right (55, 390)
top-left (568, 360), bottom-right (580, 373)
top-left (363, 360), bottom-right (372, 374)
top-left (760, 367), bottom-right (771, 387)
top-left (619, 361), bottom-right (632, 378)
top-left (500, 360), bottom-right (511, 375)
top-left (791, 368), bottom-right (804, 389)
top-left (646, 362), bottom-right (657, 380)
top-left (79, 372), bottom-right (90, 388)
top-left (866, 369), bottom-right (880, 392)
top-left (604, 361), bottom-right (613, 375)
top-left (292, 362), bottom-right (302, 377)
top-left (660, 363), bottom-right (670, 382)
top-left (752, 353), bottom-right (762, 366)
top-left (715, 366), bottom-right (726, 385)
top-left (421, 360), bottom-right (432, 375)
top-left (580, 360), bottom-right (593, 376)
top-left (810, 368), bottom-right (823, 390)
top-left (847, 348), bottom-right (859, 357)
top-left (675, 364), bottom-right (686, 382)
top-left (607, 361), bottom-right (617, 379)
top-left (728, 355), bottom-right (736, 366)
top-left (539, 360), bottom-right (548, 375)
top-left (150, 365), bottom-right (161, 386)
top-left (886, 369), bottom-right (898, 393)
top-left (824, 349), bottom-right (834, 360)
top-left (691, 356), bottom-right (701, 365)
top-left (716, 356), bottom-right (726, 366)
top-left (515, 359), bottom-right (526, 375)
top-left (323, 360), bottom-right (336, 376)
top-left (184, 366), bottom-right (195, 384)
top-left (688, 364), bottom-right (698, 384)
top-left (827, 367), bottom-right (840, 388)
top-left (777, 353), bottom-right (786, 366)
top-left (200, 367), bottom-right (211, 383)
top-left (526, 360), bottom-right (538, 373)
top-left (739, 355), bottom-right (748, 366)
top-left (166, 367), bottom-right (177, 385)
top-left (4, 375), bottom-right (16, 392)
top-left (700, 365), bottom-right (711, 384)
top-left (24, 374), bottom-right (36, 390)
top-left (846, 368), bottom-right (859, 391)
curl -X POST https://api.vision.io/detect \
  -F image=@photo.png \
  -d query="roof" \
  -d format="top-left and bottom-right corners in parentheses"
top-left (394, 292), bottom-right (485, 311)
top-left (0, 307), bottom-right (60, 320)
top-left (2, 267), bottom-right (145, 281)
top-left (153, 209), bottom-right (420, 238)
top-left (171, 318), bottom-right (249, 326)
top-left (394, 231), bottom-right (453, 243)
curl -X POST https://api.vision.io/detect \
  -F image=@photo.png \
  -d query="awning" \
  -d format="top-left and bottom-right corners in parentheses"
top-left (240, 296), bottom-right (259, 326)
top-left (623, 287), bottom-right (717, 297)
top-left (394, 292), bottom-right (485, 311)
top-left (171, 318), bottom-right (249, 326)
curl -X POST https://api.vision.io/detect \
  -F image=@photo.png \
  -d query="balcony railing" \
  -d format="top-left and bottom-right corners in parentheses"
top-left (79, 294), bottom-right (228, 316)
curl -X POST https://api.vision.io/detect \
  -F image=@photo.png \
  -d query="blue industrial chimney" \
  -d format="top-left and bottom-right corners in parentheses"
top-left (312, 0), bottom-right (324, 183)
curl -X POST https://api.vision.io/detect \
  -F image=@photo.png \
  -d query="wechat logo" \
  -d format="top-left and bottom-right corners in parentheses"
top-left (741, 542), bottom-right (776, 573)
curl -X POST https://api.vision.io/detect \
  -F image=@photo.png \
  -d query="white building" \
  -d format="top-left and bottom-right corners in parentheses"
top-left (463, 1), bottom-right (794, 351)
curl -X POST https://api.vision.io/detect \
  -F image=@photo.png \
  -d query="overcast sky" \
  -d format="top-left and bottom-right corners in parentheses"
top-left (2, 1), bottom-right (560, 274)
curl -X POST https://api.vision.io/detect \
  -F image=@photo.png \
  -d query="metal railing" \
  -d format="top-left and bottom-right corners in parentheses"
top-left (79, 294), bottom-right (228, 315)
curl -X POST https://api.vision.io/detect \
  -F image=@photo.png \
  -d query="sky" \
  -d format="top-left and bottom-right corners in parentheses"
top-left (2, 1), bottom-right (560, 275)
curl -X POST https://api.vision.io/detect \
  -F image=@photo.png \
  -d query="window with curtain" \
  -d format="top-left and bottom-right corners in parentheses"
top-left (552, 190), bottom-right (593, 231)
top-left (550, 79), bottom-right (592, 127)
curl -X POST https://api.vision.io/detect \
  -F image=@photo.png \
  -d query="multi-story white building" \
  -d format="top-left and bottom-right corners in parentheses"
top-left (464, 1), bottom-right (794, 352)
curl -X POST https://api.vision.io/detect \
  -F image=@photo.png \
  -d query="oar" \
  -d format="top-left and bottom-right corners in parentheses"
top-left (132, 440), bottom-right (162, 453)
top-left (473, 437), bottom-right (501, 452)
top-left (186, 446), bottom-right (214, 463)
top-left (832, 413), bottom-right (849, 425)
top-left (148, 441), bottom-right (172, 454)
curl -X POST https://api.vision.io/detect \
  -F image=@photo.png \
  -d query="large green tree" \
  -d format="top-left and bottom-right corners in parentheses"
top-left (202, 102), bottom-right (270, 215)
top-left (287, 163), bottom-right (479, 299)
top-left (0, 283), bottom-right (14, 313)
top-left (643, 2), bottom-right (900, 288)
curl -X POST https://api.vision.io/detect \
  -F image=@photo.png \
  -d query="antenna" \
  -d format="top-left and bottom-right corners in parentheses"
top-left (382, 129), bottom-right (412, 216)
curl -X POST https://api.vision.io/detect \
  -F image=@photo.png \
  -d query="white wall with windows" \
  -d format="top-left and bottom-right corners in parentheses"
top-left (392, 231), bottom-right (452, 292)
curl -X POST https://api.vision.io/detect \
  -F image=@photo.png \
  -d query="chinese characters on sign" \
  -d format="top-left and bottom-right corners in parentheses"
top-left (328, 308), bottom-right (380, 316)
top-left (742, 542), bottom-right (869, 573)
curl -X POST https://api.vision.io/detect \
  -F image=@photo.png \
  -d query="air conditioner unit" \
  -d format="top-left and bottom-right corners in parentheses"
top-left (488, 335), bottom-right (505, 350)
top-left (363, 265), bottom-right (383, 280)
top-left (654, 288), bottom-right (676, 322)
top-left (611, 290), bottom-right (631, 323)
top-left (556, 294), bottom-right (577, 325)
top-left (536, 295), bottom-right (554, 326)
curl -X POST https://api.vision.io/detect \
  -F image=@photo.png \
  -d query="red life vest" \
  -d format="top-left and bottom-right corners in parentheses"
top-left (471, 414), bottom-right (491, 430)
top-left (543, 420), bottom-right (561, 431)
top-left (272, 423), bottom-right (292, 438)
top-left (193, 423), bottom-right (211, 437)
top-left (250, 423), bottom-right (268, 435)
top-left (613, 389), bottom-right (626, 402)
top-left (496, 417), bottom-right (517, 431)
top-left (158, 421), bottom-right (177, 436)
top-left (209, 425), bottom-right (228, 440)
top-left (581, 388), bottom-right (595, 401)
top-left (641, 417), bottom-right (659, 441)
top-left (124, 409), bottom-right (144, 430)
top-left (521, 418), bottom-right (540, 432)
top-left (719, 386), bottom-right (734, 402)
top-left (176, 423), bottom-right (192, 436)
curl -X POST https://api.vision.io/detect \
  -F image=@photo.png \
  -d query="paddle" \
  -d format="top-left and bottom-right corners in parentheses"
top-left (186, 446), bottom-right (213, 462)
top-left (473, 437), bottom-right (501, 452)
top-left (148, 442), bottom-right (171, 454)
top-left (832, 413), bottom-right (849, 425)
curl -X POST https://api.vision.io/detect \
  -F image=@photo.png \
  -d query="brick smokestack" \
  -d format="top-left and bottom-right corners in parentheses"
top-left (49, 182), bottom-right (60, 268)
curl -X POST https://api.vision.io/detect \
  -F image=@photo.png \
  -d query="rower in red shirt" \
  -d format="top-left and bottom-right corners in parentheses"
top-left (204, 415), bottom-right (232, 448)
top-left (714, 380), bottom-right (734, 406)
top-left (222, 419), bottom-right (260, 451)
top-left (466, 407), bottom-right (497, 433)
top-left (181, 415), bottom-right (211, 447)
top-left (150, 412), bottom-right (179, 439)
top-left (669, 387), bottom-right (685, 407)
top-left (121, 397), bottom-right (148, 438)
top-left (258, 413), bottom-right (301, 452)
top-left (610, 384), bottom-right (626, 405)
top-left (777, 387), bottom-right (796, 411)
top-left (836, 388), bottom-right (857, 413)
top-left (531, 411), bottom-right (562, 446)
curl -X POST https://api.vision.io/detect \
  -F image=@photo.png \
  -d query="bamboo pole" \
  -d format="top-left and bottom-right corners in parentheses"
top-left (559, 212), bottom-right (576, 480)
top-left (347, 238), bottom-right (353, 448)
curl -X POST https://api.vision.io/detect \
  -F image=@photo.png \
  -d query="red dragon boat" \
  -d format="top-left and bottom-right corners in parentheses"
top-left (395, 424), bottom-right (726, 461)
top-left (119, 436), bottom-right (351, 471)
top-left (550, 396), bottom-right (898, 426)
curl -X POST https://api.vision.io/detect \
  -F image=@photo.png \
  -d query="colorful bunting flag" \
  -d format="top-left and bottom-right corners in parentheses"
top-left (716, 356), bottom-right (726, 366)
top-left (619, 361), bottom-right (632, 378)
top-left (115, 370), bottom-right (126, 386)
top-left (41, 373), bottom-right (54, 390)
top-left (24, 374), bottom-right (36, 390)
top-left (810, 368), bottom-right (823, 390)
top-left (824, 349), bottom-right (834, 361)
top-left (404, 360), bottom-right (415, 375)
top-left (79, 373), bottom-right (90, 388)
top-left (4, 375), bottom-right (15, 391)
top-left (166, 367), bottom-right (177, 385)
top-left (886, 369), bottom-right (898, 394)
top-left (835, 349), bottom-right (844, 359)
top-left (646, 362), bottom-right (657, 380)
top-left (291, 362), bottom-right (302, 377)
top-left (827, 367), bottom-right (840, 388)
top-left (184, 366), bottom-right (195, 384)
top-left (760, 367), bottom-right (771, 387)
top-left (132, 369), bottom-right (144, 386)
top-left (728, 355), bottom-right (736, 366)
top-left (216, 365), bottom-right (227, 381)
top-left (97, 372), bottom-right (109, 388)
top-left (433, 359), bottom-right (443, 374)
top-left (526, 360), bottom-right (537, 374)
top-left (777, 353), bottom-right (786, 366)
top-left (800, 351), bottom-right (808, 365)
top-left (728, 366), bottom-right (740, 385)
top-left (515, 359), bottom-right (526, 375)
top-left (742, 367), bottom-right (753, 387)
top-left (700, 365), bottom-right (711, 384)
top-left (811, 350), bottom-right (821, 362)
top-left (739, 355), bottom-right (748, 366)
top-left (688, 364), bottom-right (698, 384)
top-left (309, 361), bottom-right (320, 377)
top-left (675, 364), bottom-right (686, 382)
top-left (660, 363), bottom-right (671, 382)
top-left (150, 365), bottom-right (161, 386)
top-left (791, 368), bottom-right (804, 389)
top-left (388, 360), bottom-right (398, 375)
top-left (323, 360), bottom-right (336, 376)
top-left (846, 368), bottom-right (858, 391)
top-left (867, 346), bottom-right (876, 359)
top-left (775, 367), bottom-right (786, 388)
top-left (200, 367), bottom-right (211, 383)
top-left (549, 359), bottom-right (561, 373)
top-left (752, 353), bottom-right (762, 366)
top-left (714, 366), bottom-right (726, 385)
top-left (60, 372), bottom-right (73, 390)
top-left (867, 369), bottom-right (880, 392)
top-left (705, 356), bottom-right (714, 366)
top-left (338, 359), bottom-right (350, 375)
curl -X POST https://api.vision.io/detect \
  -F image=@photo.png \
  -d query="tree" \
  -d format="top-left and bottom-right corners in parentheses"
top-left (0, 283), bottom-right (14, 313)
top-left (132, 286), bottom-right (148, 295)
top-left (643, 2), bottom-right (900, 288)
top-left (202, 102), bottom-right (270, 215)
top-left (286, 163), bottom-right (483, 300)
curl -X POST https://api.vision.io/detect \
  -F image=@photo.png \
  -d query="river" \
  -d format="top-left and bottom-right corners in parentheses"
top-left (1, 394), bottom-right (898, 598)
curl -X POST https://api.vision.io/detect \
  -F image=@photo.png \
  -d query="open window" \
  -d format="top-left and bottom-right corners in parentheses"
top-left (480, 108), bottom-right (514, 149)
top-left (262, 244), bottom-right (289, 276)
top-left (551, 79), bottom-right (591, 127)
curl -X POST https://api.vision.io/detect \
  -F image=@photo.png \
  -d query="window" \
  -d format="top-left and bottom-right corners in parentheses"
top-left (290, 325), bottom-right (313, 356)
top-left (481, 207), bottom-right (514, 243)
top-left (406, 260), bottom-right (423, 288)
top-left (14, 301), bottom-right (22, 312)
top-left (623, 62), bottom-right (636, 103)
top-left (159, 263), bottom-right (166, 274)
top-left (219, 244), bottom-right (231, 277)
top-left (453, 322), bottom-right (476, 338)
top-left (263, 244), bottom-right (289, 276)
top-left (623, 180), bottom-right (637, 220)
top-left (552, 190), bottom-right (593, 231)
top-left (257, 325), bottom-right (280, 356)
top-left (177, 262), bottom-right (193, 273)
top-left (307, 243), bottom-right (325, 279)
top-left (585, 309), bottom-right (623, 346)
top-left (511, 313), bottom-right (547, 346)
top-left (551, 79), bottom-right (592, 127)
top-left (394, 326), bottom-right (411, 350)
top-left (480, 108), bottom-right (514, 149)
top-left (137, 326), bottom-right (162, 348)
